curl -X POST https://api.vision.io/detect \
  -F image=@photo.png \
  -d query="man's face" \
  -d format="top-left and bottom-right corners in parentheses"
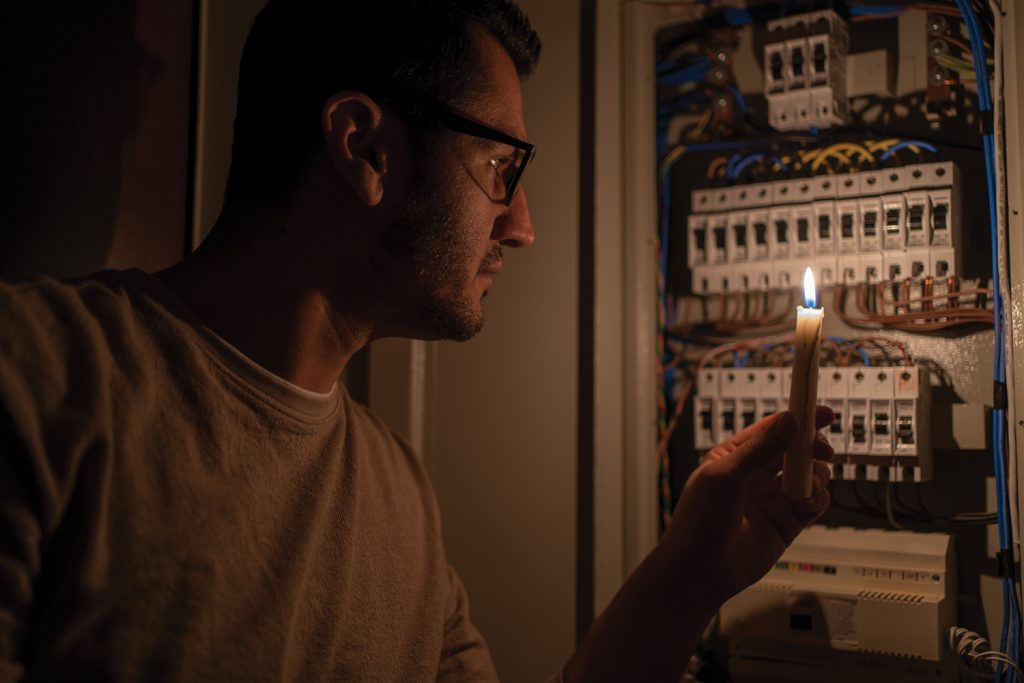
top-left (378, 29), bottom-right (535, 342)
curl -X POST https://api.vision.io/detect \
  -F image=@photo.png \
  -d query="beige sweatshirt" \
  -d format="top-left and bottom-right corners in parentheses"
top-left (0, 270), bottom-right (498, 682)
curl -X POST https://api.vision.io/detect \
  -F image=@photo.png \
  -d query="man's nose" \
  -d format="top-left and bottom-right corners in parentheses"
top-left (494, 188), bottom-right (535, 248)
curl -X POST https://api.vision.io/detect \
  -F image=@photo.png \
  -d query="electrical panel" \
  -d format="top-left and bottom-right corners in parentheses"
top-left (645, 0), bottom-right (1013, 677)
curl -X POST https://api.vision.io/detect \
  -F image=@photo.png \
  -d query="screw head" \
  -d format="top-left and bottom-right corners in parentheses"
top-left (928, 14), bottom-right (948, 35)
top-left (928, 39), bottom-right (948, 57)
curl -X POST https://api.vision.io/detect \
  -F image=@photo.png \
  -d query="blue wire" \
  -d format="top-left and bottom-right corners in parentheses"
top-left (725, 84), bottom-right (748, 113)
top-left (725, 153), bottom-right (744, 180)
top-left (956, 0), bottom-right (1017, 674)
top-left (722, 7), bottom-right (753, 26)
top-left (878, 140), bottom-right (940, 161)
top-left (659, 168), bottom-right (671, 280)
top-left (849, 4), bottom-right (904, 15)
top-left (658, 60), bottom-right (711, 86)
top-left (730, 153), bottom-right (766, 181)
top-left (657, 56), bottom-right (707, 76)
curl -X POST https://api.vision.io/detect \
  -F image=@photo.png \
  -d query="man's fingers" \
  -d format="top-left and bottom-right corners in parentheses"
top-left (794, 469), bottom-right (831, 524)
top-left (811, 460), bottom-right (832, 490)
top-left (813, 432), bottom-right (835, 461)
top-left (726, 411), bottom-right (797, 480)
top-left (814, 404), bottom-right (834, 430)
top-left (710, 405), bottom-right (834, 480)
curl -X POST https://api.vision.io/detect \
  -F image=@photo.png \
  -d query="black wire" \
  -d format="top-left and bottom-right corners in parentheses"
top-left (890, 483), bottom-right (934, 521)
top-left (831, 479), bottom-right (998, 527)
top-left (835, 115), bottom-right (986, 153)
top-left (850, 480), bottom-right (879, 512)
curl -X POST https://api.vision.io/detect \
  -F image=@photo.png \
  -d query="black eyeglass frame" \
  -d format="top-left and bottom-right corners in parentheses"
top-left (381, 95), bottom-right (536, 206)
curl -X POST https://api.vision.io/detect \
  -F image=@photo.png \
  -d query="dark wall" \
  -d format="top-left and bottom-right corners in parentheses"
top-left (0, 0), bottom-right (194, 280)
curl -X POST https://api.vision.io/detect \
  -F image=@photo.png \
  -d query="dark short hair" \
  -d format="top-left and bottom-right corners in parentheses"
top-left (222, 0), bottom-right (541, 210)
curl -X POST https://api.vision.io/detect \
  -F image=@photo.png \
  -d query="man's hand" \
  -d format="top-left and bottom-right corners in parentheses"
top-left (562, 407), bottom-right (834, 683)
top-left (661, 407), bottom-right (834, 607)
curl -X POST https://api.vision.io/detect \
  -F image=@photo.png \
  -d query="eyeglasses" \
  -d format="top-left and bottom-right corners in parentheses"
top-left (385, 96), bottom-right (536, 206)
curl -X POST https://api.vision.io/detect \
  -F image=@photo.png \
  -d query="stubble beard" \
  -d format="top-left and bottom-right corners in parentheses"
top-left (381, 168), bottom-right (493, 342)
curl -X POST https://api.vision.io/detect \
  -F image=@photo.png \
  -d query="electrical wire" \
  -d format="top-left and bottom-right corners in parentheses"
top-left (953, 0), bottom-right (1019, 677)
top-left (658, 378), bottom-right (693, 532)
top-left (658, 57), bottom-right (711, 86)
top-left (724, 84), bottom-right (748, 114)
top-left (987, 0), bottom-right (1021, 625)
top-left (951, 627), bottom-right (1024, 680)
top-left (884, 483), bottom-right (904, 529)
top-left (879, 140), bottom-right (940, 161)
top-left (833, 282), bottom-right (994, 332)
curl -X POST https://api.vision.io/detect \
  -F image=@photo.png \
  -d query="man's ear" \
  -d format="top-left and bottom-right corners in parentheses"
top-left (322, 91), bottom-right (392, 207)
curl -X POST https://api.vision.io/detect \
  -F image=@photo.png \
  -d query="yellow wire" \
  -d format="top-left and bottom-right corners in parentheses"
top-left (867, 138), bottom-right (900, 152)
top-left (810, 142), bottom-right (875, 172)
top-left (660, 145), bottom-right (686, 176)
top-left (811, 149), bottom-right (852, 173)
top-left (687, 108), bottom-right (712, 142)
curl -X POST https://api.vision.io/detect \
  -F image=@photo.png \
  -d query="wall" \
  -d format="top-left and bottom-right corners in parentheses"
top-left (191, 0), bottom-right (267, 245)
top-left (422, 1), bottom-right (582, 680)
top-left (0, 1), bottom-right (193, 280)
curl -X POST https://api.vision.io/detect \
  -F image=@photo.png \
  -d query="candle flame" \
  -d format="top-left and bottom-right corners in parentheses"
top-left (803, 267), bottom-right (817, 308)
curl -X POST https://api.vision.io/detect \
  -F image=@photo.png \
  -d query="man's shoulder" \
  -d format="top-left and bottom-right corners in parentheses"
top-left (0, 268), bottom-right (149, 333)
top-left (0, 269), bottom-right (158, 367)
top-left (0, 269), bottom-right (181, 421)
top-left (345, 398), bottom-right (419, 461)
top-left (343, 398), bottom-right (440, 500)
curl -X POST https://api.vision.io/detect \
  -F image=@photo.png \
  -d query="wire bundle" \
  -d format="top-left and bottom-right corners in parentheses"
top-left (950, 627), bottom-right (1024, 681)
top-left (668, 289), bottom-right (796, 338)
top-left (832, 279), bottom-right (995, 333)
top-left (950, 0), bottom-right (1021, 677)
top-left (705, 138), bottom-right (940, 183)
top-left (694, 333), bottom-right (911, 372)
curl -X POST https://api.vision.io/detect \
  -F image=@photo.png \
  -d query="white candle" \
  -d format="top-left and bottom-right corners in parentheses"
top-left (782, 268), bottom-right (823, 499)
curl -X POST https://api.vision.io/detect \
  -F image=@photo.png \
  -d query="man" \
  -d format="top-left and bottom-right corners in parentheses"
top-left (0, 0), bottom-right (833, 680)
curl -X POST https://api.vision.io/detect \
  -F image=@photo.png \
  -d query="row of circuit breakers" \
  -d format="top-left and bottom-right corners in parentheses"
top-left (763, 10), bottom-right (850, 131)
top-left (687, 162), bottom-right (961, 292)
top-left (695, 365), bottom-right (933, 482)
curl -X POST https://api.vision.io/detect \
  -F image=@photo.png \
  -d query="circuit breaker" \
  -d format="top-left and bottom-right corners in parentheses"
top-left (689, 162), bottom-right (962, 292)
